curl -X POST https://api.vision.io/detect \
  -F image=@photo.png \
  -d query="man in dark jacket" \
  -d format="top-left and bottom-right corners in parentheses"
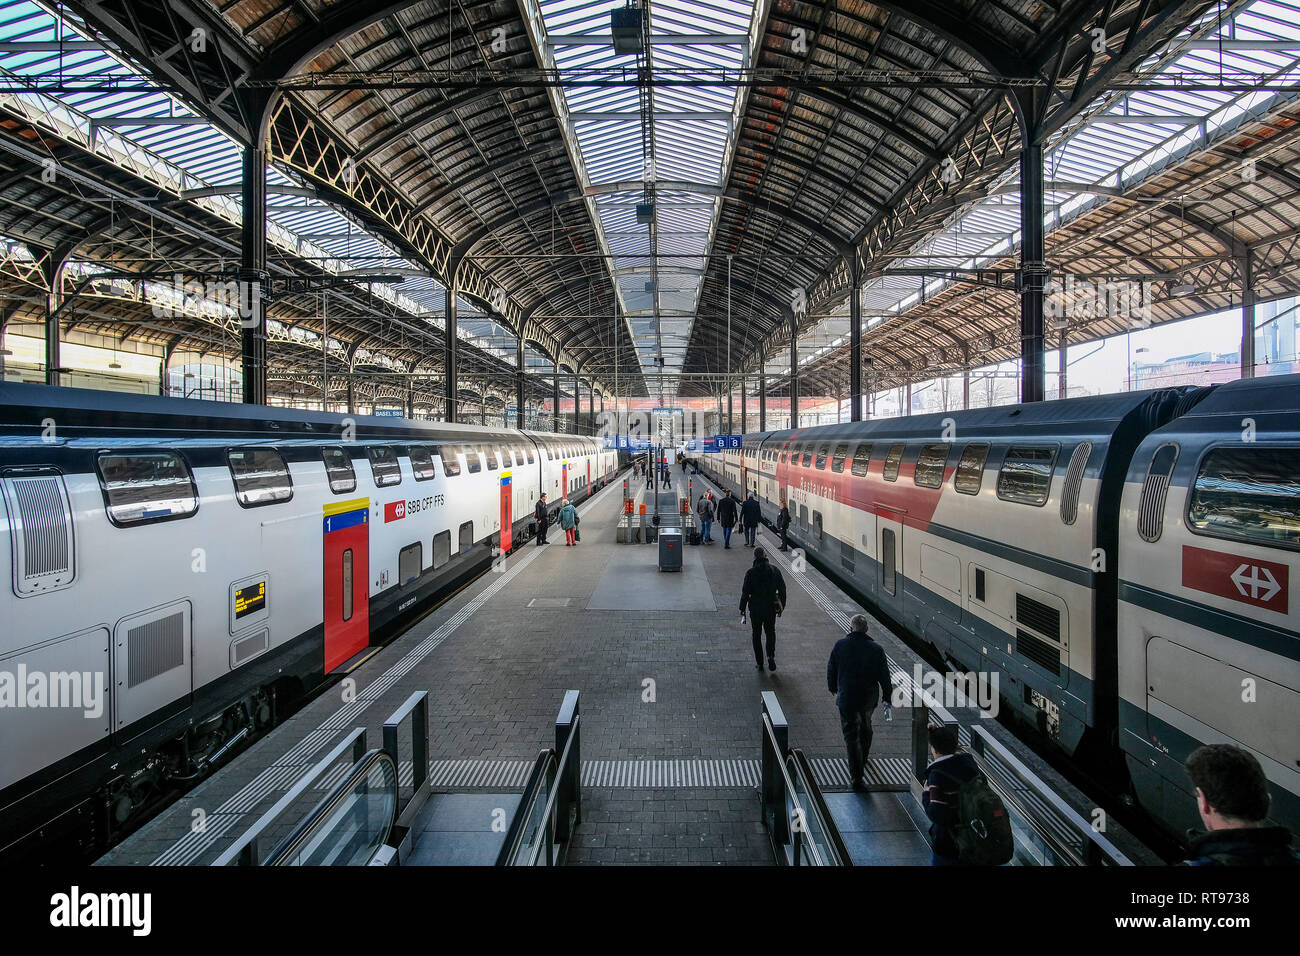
top-left (740, 492), bottom-right (762, 547)
top-left (776, 498), bottom-right (792, 551)
top-left (717, 490), bottom-right (739, 548)
top-left (739, 547), bottom-right (786, 672)
top-left (922, 724), bottom-right (980, 865)
top-left (534, 494), bottom-right (549, 545)
top-left (1180, 744), bottom-right (1299, 866)
top-left (826, 615), bottom-right (894, 792)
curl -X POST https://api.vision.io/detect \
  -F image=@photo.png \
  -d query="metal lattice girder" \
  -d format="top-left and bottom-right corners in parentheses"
top-left (268, 97), bottom-right (521, 331)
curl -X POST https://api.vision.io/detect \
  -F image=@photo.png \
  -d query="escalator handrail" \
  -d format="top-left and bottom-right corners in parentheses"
top-left (967, 726), bottom-right (1133, 866)
top-left (524, 712), bottom-right (581, 866)
top-left (264, 748), bottom-right (398, 866)
top-left (495, 749), bottom-right (555, 866)
top-left (788, 748), bottom-right (853, 866)
top-left (762, 714), bottom-right (828, 866)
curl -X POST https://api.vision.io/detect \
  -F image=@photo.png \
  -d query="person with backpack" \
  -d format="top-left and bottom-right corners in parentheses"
top-left (739, 547), bottom-right (786, 672)
top-left (697, 493), bottom-right (716, 544)
top-left (717, 490), bottom-right (739, 548)
top-left (1179, 744), bottom-right (1299, 866)
top-left (923, 724), bottom-right (1013, 865)
top-left (740, 492), bottom-right (762, 547)
top-left (826, 615), bottom-right (894, 792)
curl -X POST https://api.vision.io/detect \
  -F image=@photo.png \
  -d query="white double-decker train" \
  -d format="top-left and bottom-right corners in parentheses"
top-left (703, 374), bottom-right (1299, 844)
top-left (0, 383), bottom-right (619, 860)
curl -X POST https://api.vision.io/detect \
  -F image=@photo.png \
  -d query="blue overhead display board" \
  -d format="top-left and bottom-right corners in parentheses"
top-left (603, 435), bottom-right (654, 451)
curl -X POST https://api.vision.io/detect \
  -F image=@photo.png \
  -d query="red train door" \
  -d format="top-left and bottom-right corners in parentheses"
top-left (323, 498), bottom-right (370, 673)
top-left (587, 459), bottom-right (591, 490)
top-left (562, 463), bottom-right (568, 497)
top-left (500, 472), bottom-right (513, 552)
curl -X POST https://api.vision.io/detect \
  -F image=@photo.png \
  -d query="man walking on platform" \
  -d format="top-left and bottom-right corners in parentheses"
top-left (826, 615), bottom-right (895, 792)
top-left (534, 493), bottom-right (550, 545)
top-left (776, 498), bottom-right (792, 551)
top-left (739, 547), bottom-right (786, 672)
top-left (697, 492), bottom-right (716, 543)
top-left (717, 489), bottom-right (738, 548)
top-left (741, 492), bottom-right (761, 547)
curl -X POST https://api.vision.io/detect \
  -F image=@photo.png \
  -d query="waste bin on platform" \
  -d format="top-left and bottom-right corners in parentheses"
top-left (658, 528), bottom-right (682, 572)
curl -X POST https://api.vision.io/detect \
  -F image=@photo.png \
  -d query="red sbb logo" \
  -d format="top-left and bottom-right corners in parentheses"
top-left (384, 500), bottom-right (406, 523)
top-left (1181, 545), bottom-right (1289, 613)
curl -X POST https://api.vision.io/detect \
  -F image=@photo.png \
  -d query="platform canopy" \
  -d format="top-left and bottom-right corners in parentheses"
top-left (0, 0), bottom-right (1296, 410)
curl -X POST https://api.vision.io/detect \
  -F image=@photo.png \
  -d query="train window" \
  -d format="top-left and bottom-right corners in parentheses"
top-left (996, 445), bottom-right (1058, 506)
top-left (526, 447), bottom-right (535, 464)
top-left (459, 520), bottom-right (474, 553)
top-left (466, 447), bottom-right (481, 474)
top-left (1186, 446), bottom-right (1300, 548)
top-left (831, 443), bottom-right (850, 473)
top-left (499, 445), bottom-right (512, 468)
top-left (433, 530), bottom-right (451, 569)
top-left (974, 567), bottom-right (986, 602)
top-left (97, 451), bottom-right (199, 526)
top-left (227, 447), bottom-right (294, 507)
top-left (399, 542), bottom-right (422, 586)
top-left (96, 452), bottom-right (200, 528)
top-left (883, 444), bottom-right (904, 482)
top-left (954, 443), bottom-right (989, 495)
top-left (322, 447), bottom-right (357, 494)
top-left (801, 445), bottom-right (813, 467)
top-left (342, 549), bottom-right (353, 621)
top-left (914, 444), bottom-right (949, 489)
top-left (813, 511), bottom-right (823, 541)
top-left (438, 447), bottom-right (461, 477)
top-left (485, 445), bottom-right (499, 471)
top-left (367, 446), bottom-right (402, 487)
top-left (409, 446), bottom-right (437, 482)
top-left (851, 444), bottom-right (872, 477)
top-left (815, 443), bottom-right (831, 469)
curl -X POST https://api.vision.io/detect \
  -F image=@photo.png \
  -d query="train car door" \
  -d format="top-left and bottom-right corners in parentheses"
top-left (587, 458), bottom-right (591, 491)
top-left (323, 498), bottom-right (370, 673)
top-left (562, 462), bottom-right (568, 498)
top-left (499, 472), bottom-right (513, 552)
top-left (877, 505), bottom-right (905, 617)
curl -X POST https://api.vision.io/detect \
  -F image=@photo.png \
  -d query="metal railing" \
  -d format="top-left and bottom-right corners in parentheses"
top-left (759, 692), bottom-right (851, 866)
top-left (969, 725), bottom-right (1133, 866)
top-left (496, 689), bottom-right (582, 866)
top-left (910, 701), bottom-right (1132, 866)
top-left (262, 749), bottom-right (398, 866)
top-left (383, 690), bottom-right (430, 836)
top-left (213, 727), bottom-right (371, 866)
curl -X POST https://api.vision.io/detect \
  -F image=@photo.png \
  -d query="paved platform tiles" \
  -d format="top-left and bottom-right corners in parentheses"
top-left (99, 468), bottom-right (964, 866)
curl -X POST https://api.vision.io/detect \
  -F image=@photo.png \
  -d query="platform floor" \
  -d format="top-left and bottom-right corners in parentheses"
top-left (100, 467), bottom-right (964, 866)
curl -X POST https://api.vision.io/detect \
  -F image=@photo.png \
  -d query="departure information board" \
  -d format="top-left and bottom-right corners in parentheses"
top-left (234, 580), bottom-right (266, 620)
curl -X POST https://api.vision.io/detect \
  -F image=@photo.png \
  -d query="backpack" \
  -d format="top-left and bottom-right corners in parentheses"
top-left (939, 766), bottom-right (1014, 865)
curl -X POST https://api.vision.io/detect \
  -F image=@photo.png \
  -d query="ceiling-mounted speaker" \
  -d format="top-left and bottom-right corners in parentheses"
top-left (635, 202), bottom-right (654, 224)
top-left (611, 6), bottom-right (644, 56)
